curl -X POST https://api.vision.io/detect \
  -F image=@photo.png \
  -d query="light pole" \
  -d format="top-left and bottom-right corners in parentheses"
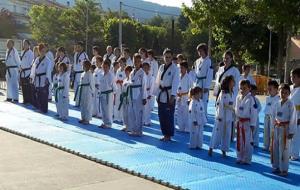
top-left (267, 25), bottom-right (273, 79)
top-left (119, 1), bottom-right (123, 50)
top-left (85, 0), bottom-right (88, 52)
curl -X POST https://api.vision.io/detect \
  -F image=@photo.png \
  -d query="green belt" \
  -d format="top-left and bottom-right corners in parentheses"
top-left (129, 84), bottom-right (142, 100)
top-left (55, 86), bottom-right (64, 103)
top-left (118, 87), bottom-right (130, 110)
top-left (74, 83), bottom-right (90, 105)
top-left (101, 89), bottom-right (113, 104)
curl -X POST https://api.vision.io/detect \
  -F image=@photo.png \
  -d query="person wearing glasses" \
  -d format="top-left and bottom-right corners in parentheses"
top-left (154, 48), bottom-right (180, 141)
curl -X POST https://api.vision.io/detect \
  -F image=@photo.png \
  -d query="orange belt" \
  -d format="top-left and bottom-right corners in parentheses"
top-left (116, 80), bottom-right (123, 85)
top-left (237, 118), bottom-right (250, 152)
top-left (271, 120), bottom-right (289, 163)
top-left (177, 92), bottom-right (189, 98)
top-left (274, 120), bottom-right (289, 127)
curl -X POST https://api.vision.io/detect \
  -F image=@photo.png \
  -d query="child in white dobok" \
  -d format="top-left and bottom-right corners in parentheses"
top-left (189, 87), bottom-right (207, 149)
top-left (209, 75), bottom-right (235, 157)
top-left (271, 84), bottom-right (296, 176)
top-left (235, 80), bottom-right (258, 165)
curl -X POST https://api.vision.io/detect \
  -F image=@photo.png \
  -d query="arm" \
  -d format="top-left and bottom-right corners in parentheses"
top-left (204, 59), bottom-right (213, 90)
top-left (63, 74), bottom-right (70, 98)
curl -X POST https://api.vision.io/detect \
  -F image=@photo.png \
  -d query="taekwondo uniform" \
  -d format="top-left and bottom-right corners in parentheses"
top-left (143, 73), bottom-right (155, 126)
top-left (119, 77), bottom-right (132, 130)
top-left (103, 53), bottom-right (116, 64)
top-left (55, 72), bottom-right (70, 120)
top-left (113, 68), bottom-right (126, 122)
top-left (126, 57), bottom-right (133, 67)
top-left (93, 67), bottom-right (103, 118)
top-left (75, 71), bottom-right (95, 122)
top-left (214, 65), bottom-right (240, 100)
top-left (20, 48), bottom-right (34, 104)
top-left (46, 51), bottom-right (55, 100)
top-left (57, 55), bottom-right (71, 73)
top-left (73, 51), bottom-right (89, 106)
top-left (194, 56), bottom-right (213, 116)
top-left (5, 47), bottom-right (21, 102)
top-left (145, 58), bottom-right (159, 112)
top-left (253, 95), bottom-right (262, 147)
top-left (264, 94), bottom-right (280, 150)
top-left (99, 71), bottom-right (116, 128)
top-left (290, 86), bottom-right (300, 160)
top-left (155, 62), bottom-right (180, 138)
top-left (30, 56), bottom-right (52, 113)
top-left (128, 67), bottom-right (147, 135)
top-left (210, 91), bottom-right (235, 152)
top-left (176, 73), bottom-right (193, 132)
top-left (271, 99), bottom-right (296, 172)
top-left (235, 92), bottom-right (258, 164)
top-left (189, 98), bottom-right (207, 149)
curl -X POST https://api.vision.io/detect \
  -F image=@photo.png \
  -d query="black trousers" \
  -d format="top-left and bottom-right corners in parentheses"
top-left (158, 102), bottom-right (176, 137)
top-left (20, 77), bottom-right (32, 104)
top-left (36, 85), bottom-right (49, 113)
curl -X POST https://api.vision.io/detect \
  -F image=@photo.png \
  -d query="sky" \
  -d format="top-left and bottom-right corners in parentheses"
top-left (144, 0), bottom-right (192, 7)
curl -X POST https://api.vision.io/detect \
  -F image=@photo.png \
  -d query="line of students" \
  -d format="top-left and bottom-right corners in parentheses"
top-left (4, 39), bottom-right (300, 177)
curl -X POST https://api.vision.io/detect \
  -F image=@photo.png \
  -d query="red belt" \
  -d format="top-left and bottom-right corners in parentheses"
top-left (237, 118), bottom-right (250, 151)
top-left (116, 80), bottom-right (123, 85)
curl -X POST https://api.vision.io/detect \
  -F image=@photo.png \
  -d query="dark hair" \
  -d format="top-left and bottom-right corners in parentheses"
top-left (250, 84), bottom-right (257, 91)
top-left (221, 75), bottom-right (234, 92)
top-left (196, 43), bottom-right (208, 55)
top-left (291, 68), bottom-right (300, 78)
top-left (83, 60), bottom-right (91, 69)
top-left (189, 86), bottom-right (203, 99)
top-left (23, 39), bottom-right (30, 46)
top-left (242, 64), bottom-right (251, 70)
top-left (58, 62), bottom-right (67, 73)
top-left (95, 55), bottom-right (103, 63)
top-left (133, 53), bottom-right (141, 59)
top-left (103, 59), bottom-right (111, 67)
top-left (92, 46), bottom-right (101, 55)
top-left (268, 80), bottom-right (279, 89)
top-left (139, 48), bottom-right (147, 54)
top-left (239, 79), bottom-right (251, 88)
top-left (279, 83), bottom-right (290, 92)
top-left (180, 61), bottom-right (189, 69)
top-left (113, 61), bottom-right (119, 67)
top-left (57, 47), bottom-right (65, 53)
top-left (76, 41), bottom-right (84, 47)
top-left (123, 48), bottom-right (130, 53)
top-left (38, 43), bottom-right (46, 52)
top-left (177, 54), bottom-right (184, 60)
top-left (125, 65), bottom-right (133, 73)
top-left (163, 48), bottom-right (173, 55)
top-left (142, 62), bottom-right (150, 67)
top-left (147, 49), bottom-right (154, 56)
top-left (118, 56), bottom-right (127, 63)
top-left (91, 64), bottom-right (96, 71)
top-left (224, 50), bottom-right (233, 59)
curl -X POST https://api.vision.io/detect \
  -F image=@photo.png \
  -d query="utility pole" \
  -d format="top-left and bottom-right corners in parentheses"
top-left (119, 1), bottom-right (123, 50)
top-left (85, 0), bottom-right (88, 52)
top-left (171, 17), bottom-right (175, 51)
top-left (267, 25), bottom-right (273, 79)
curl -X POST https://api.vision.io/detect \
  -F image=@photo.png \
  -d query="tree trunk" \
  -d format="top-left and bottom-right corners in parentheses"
top-left (276, 26), bottom-right (286, 82)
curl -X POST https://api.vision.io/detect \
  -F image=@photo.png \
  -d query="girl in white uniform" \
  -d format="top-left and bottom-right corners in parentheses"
top-left (209, 75), bottom-right (235, 157)
top-left (271, 84), bottom-right (296, 176)
top-left (263, 80), bottom-right (280, 151)
top-left (77, 61), bottom-right (95, 125)
top-left (93, 56), bottom-right (103, 118)
top-left (189, 87), bottom-right (207, 149)
top-left (98, 59), bottom-right (116, 128)
top-left (177, 61), bottom-right (193, 132)
top-left (55, 62), bottom-right (70, 120)
top-left (235, 80), bottom-right (258, 164)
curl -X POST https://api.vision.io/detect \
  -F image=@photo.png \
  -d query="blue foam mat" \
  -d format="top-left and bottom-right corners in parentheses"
top-left (0, 100), bottom-right (299, 190)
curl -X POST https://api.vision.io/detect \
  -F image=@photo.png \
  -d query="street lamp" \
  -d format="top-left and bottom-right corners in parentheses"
top-left (267, 24), bottom-right (273, 79)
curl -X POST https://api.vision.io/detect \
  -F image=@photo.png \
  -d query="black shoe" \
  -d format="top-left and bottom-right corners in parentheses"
top-left (6, 98), bottom-right (12, 102)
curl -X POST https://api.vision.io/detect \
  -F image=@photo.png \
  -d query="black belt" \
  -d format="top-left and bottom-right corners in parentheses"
top-left (158, 85), bottom-right (172, 103)
top-left (74, 71), bottom-right (84, 75)
top-left (20, 67), bottom-right (31, 78)
top-left (6, 65), bottom-right (18, 78)
top-left (35, 72), bottom-right (46, 86)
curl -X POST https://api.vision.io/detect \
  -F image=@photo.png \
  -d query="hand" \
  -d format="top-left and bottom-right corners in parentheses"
top-left (169, 95), bottom-right (175, 106)
top-left (142, 99), bottom-right (147, 105)
top-left (288, 134), bottom-right (294, 139)
top-left (95, 84), bottom-right (99, 89)
top-left (193, 121), bottom-right (198, 126)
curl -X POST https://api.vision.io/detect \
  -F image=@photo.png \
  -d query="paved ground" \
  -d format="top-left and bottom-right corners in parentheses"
top-left (0, 87), bottom-right (170, 190)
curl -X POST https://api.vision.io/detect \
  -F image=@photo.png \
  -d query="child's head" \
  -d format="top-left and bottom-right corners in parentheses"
top-left (114, 47), bottom-right (121, 57)
top-left (95, 55), bottom-right (103, 68)
top-left (250, 84), bottom-right (257, 96)
top-left (118, 57), bottom-right (126, 69)
top-left (58, 62), bottom-right (67, 73)
top-left (180, 61), bottom-right (188, 75)
top-left (239, 80), bottom-right (251, 96)
top-left (279, 83), bottom-right (290, 100)
top-left (124, 66), bottom-right (133, 77)
top-left (92, 46), bottom-right (101, 56)
top-left (267, 80), bottom-right (279, 96)
top-left (197, 43), bottom-right (208, 58)
top-left (123, 48), bottom-right (130, 58)
top-left (75, 41), bottom-right (84, 52)
top-left (83, 60), bottom-right (91, 72)
top-left (113, 61), bottom-right (120, 72)
top-left (147, 49), bottom-right (154, 58)
top-left (242, 64), bottom-right (251, 75)
top-left (90, 65), bottom-right (96, 73)
top-left (56, 47), bottom-right (66, 57)
top-left (102, 59), bottom-right (111, 73)
top-left (221, 75), bottom-right (235, 92)
top-left (290, 68), bottom-right (300, 86)
top-left (138, 48), bottom-right (147, 59)
top-left (133, 53), bottom-right (142, 68)
top-left (189, 86), bottom-right (203, 100)
top-left (177, 54), bottom-right (184, 64)
top-left (142, 62), bottom-right (150, 74)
